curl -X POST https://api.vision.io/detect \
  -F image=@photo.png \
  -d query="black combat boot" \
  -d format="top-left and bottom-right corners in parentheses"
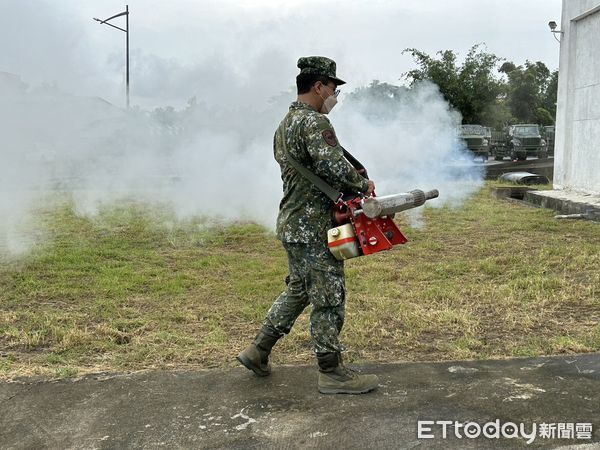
top-left (237, 327), bottom-right (281, 377)
top-left (317, 352), bottom-right (379, 394)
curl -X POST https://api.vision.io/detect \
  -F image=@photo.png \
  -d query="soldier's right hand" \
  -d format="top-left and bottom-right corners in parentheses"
top-left (366, 180), bottom-right (375, 196)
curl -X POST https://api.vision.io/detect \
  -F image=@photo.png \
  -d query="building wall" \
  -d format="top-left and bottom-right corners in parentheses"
top-left (554, 0), bottom-right (600, 194)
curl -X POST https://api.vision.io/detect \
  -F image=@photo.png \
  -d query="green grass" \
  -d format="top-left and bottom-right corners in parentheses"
top-left (0, 184), bottom-right (599, 378)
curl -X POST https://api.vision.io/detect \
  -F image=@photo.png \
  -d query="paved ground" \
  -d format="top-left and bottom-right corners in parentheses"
top-left (526, 189), bottom-right (600, 221)
top-left (1, 353), bottom-right (598, 449)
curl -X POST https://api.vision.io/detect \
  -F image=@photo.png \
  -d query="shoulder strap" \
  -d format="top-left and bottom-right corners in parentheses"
top-left (278, 121), bottom-right (343, 202)
top-left (341, 147), bottom-right (368, 179)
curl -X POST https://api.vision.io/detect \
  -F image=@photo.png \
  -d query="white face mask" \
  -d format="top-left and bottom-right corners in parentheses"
top-left (318, 85), bottom-right (338, 114)
top-left (320, 94), bottom-right (338, 114)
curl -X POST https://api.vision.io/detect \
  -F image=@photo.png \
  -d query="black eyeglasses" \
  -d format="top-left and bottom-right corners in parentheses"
top-left (326, 84), bottom-right (340, 97)
top-left (316, 82), bottom-right (340, 97)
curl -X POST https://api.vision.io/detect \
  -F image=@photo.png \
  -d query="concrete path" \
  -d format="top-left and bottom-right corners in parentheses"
top-left (1, 353), bottom-right (598, 449)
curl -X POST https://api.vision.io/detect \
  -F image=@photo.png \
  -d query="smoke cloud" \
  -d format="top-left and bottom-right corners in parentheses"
top-left (0, 1), bottom-right (485, 257)
top-left (0, 73), bottom-right (482, 256)
top-left (337, 81), bottom-right (483, 205)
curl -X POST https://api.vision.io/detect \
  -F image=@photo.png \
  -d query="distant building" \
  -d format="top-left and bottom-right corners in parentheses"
top-left (554, 0), bottom-right (600, 194)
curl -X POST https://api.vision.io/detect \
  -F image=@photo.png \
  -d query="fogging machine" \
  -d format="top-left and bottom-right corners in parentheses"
top-left (328, 188), bottom-right (438, 260)
top-left (284, 144), bottom-right (439, 260)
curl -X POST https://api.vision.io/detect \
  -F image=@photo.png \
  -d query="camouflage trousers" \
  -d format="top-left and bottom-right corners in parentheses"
top-left (262, 241), bottom-right (346, 354)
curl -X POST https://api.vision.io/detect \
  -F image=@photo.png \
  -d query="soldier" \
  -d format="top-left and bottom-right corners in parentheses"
top-left (237, 56), bottom-right (378, 394)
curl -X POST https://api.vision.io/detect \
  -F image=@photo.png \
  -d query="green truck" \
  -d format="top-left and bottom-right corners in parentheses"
top-left (490, 124), bottom-right (548, 161)
top-left (458, 124), bottom-right (489, 161)
top-left (543, 126), bottom-right (555, 156)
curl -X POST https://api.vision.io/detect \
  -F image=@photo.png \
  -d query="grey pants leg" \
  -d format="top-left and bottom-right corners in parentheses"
top-left (263, 242), bottom-right (346, 354)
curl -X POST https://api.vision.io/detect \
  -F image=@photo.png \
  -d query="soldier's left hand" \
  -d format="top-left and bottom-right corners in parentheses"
top-left (366, 180), bottom-right (375, 196)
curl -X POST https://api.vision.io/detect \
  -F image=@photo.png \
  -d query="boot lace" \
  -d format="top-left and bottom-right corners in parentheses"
top-left (340, 361), bottom-right (360, 378)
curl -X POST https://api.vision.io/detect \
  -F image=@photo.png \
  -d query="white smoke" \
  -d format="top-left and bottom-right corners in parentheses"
top-left (0, 74), bottom-right (482, 256)
top-left (0, 74), bottom-right (288, 257)
top-left (335, 81), bottom-right (484, 207)
top-left (0, 1), bottom-right (486, 257)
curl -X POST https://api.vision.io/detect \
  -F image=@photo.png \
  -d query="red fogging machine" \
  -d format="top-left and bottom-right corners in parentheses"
top-left (281, 139), bottom-right (439, 260)
top-left (327, 189), bottom-right (439, 260)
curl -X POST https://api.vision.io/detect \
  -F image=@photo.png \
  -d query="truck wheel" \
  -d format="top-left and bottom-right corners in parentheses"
top-left (494, 156), bottom-right (503, 161)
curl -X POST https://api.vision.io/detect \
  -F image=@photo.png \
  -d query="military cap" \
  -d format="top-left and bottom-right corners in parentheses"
top-left (297, 56), bottom-right (346, 86)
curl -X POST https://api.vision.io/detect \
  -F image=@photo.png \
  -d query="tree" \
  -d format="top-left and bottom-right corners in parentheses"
top-left (533, 107), bottom-right (554, 126)
top-left (541, 70), bottom-right (559, 119)
top-left (500, 61), bottom-right (556, 124)
top-left (343, 80), bottom-right (409, 122)
top-left (403, 44), bottom-right (503, 124)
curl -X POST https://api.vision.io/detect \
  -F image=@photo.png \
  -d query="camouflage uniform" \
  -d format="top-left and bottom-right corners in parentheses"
top-left (239, 57), bottom-right (379, 393)
top-left (262, 97), bottom-right (369, 354)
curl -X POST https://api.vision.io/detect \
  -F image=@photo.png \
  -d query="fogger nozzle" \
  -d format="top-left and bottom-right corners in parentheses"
top-left (362, 189), bottom-right (439, 218)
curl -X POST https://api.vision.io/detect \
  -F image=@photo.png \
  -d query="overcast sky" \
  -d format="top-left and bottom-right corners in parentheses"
top-left (2, 0), bottom-right (563, 255)
top-left (1, 0), bottom-right (563, 108)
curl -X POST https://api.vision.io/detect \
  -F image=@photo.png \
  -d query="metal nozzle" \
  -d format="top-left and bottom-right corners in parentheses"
top-left (362, 189), bottom-right (439, 218)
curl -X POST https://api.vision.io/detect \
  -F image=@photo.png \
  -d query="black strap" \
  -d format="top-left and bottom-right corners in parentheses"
top-left (341, 147), bottom-right (368, 180)
top-left (278, 122), bottom-right (368, 202)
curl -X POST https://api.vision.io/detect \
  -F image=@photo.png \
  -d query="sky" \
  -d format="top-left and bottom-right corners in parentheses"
top-left (0, 0), bottom-right (563, 108)
top-left (0, 0), bottom-right (563, 256)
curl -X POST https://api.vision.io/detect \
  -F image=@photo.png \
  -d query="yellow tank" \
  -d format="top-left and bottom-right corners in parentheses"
top-left (327, 223), bottom-right (361, 260)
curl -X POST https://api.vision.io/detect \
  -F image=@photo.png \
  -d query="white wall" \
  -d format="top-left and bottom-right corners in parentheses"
top-left (554, 0), bottom-right (600, 194)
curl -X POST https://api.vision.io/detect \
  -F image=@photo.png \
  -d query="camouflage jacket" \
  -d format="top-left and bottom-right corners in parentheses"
top-left (274, 101), bottom-right (369, 243)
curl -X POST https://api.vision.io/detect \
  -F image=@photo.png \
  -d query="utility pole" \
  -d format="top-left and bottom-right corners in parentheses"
top-left (93, 5), bottom-right (130, 109)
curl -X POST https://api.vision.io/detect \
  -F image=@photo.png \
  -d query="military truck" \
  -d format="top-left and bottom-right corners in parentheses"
top-left (489, 130), bottom-right (507, 160)
top-left (490, 124), bottom-right (548, 161)
top-left (458, 124), bottom-right (489, 161)
top-left (543, 126), bottom-right (555, 156)
top-left (483, 126), bottom-right (492, 141)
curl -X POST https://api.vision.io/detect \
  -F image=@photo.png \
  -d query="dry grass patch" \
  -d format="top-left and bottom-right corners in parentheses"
top-left (1, 184), bottom-right (598, 378)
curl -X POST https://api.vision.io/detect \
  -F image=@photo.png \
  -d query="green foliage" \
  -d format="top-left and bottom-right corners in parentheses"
top-left (347, 80), bottom-right (408, 104)
top-left (542, 70), bottom-right (559, 117)
top-left (501, 61), bottom-right (557, 124)
top-left (534, 107), bottom-right (554, 126)
top-left (343, 80), bottom-right (409, 121)
top-left (403, 45), bottom-right (559, 128)
top-left (479, 99), bottom-right (513, 130)
top-left (403, 44), bottom-right (503, 124)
